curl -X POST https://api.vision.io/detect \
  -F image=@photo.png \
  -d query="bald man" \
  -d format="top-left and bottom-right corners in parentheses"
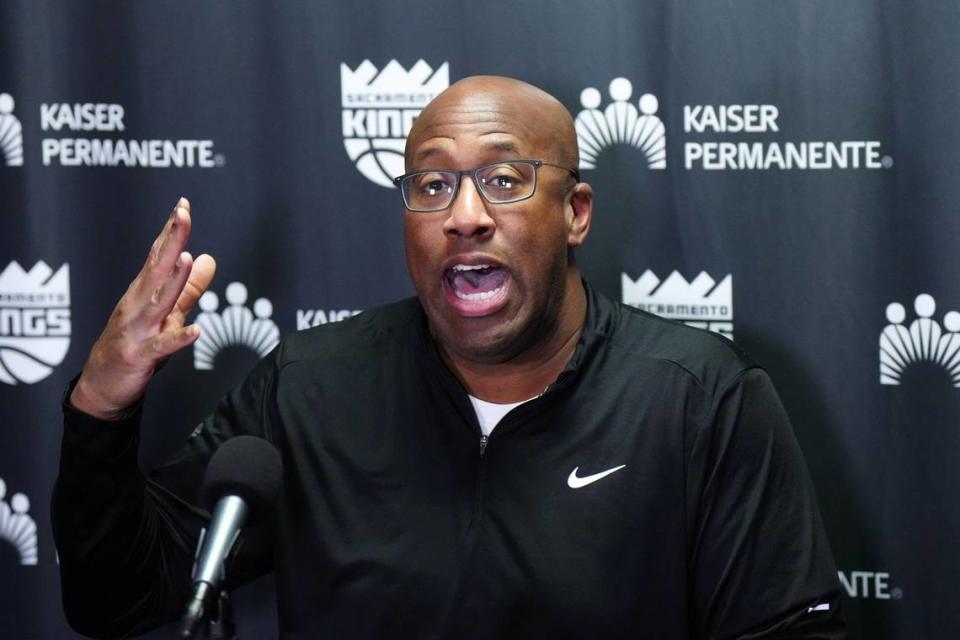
top-left (54, 77), bottom-right (846, 639)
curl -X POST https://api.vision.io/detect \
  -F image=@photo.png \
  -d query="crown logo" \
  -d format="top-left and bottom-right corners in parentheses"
top-left (194, 282), bottom-right (280, 370)
top-left (0, 261), bottom-right (70, 307)
top-left (622, 270), bottom-right (733, 338)
top-left (880, 294), bottom-right (960, 386)
top-left (340, 60), bottom-right (449, 108)
top-left (623, 270), bottom-right (732, 308)
top-left (340, 59), bottom-right (451, 188)
top-left (0, 92), bottom-right (23, 167)
top-left (0, 477), bottom-right (37, 566)
top-left (574, 78), bottom-right (665, 170)
top-left (0, 260), bottom-right (72, 385)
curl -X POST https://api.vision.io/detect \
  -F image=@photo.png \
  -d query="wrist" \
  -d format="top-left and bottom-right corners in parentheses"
top-left (69, 376), bottom-right (136, 422)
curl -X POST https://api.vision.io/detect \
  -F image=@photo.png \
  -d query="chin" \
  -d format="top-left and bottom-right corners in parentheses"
top-left (444, 320), bottom-right (531, 365)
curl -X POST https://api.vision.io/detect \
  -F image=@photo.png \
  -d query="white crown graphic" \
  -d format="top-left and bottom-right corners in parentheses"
top-left (194, 282), bottom-right (280, 370)
top-left (340, 59), bottom-right (449, 108)
top-left (0, 261), bottom-right (71, 385)
top-left (574, 78), bottom-right (665, 170)
top-left (0, 477), bottom-right (38, 566)
top-left (622, 270), bottom-right (732, 314)
top-left (0, 261), bottom-right (71, 307)
top-left (622, 270), bottom-right (733, 337)
top-left (340, 59), bottom-right (451, 188)
top-left (880, 293), bottom-right (960, 386)
top-left (0, 93), bottom-right (23, 167)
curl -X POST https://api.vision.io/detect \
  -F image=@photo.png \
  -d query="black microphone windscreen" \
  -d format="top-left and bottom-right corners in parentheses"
top-left (201, 436), bottom-right (283, 523)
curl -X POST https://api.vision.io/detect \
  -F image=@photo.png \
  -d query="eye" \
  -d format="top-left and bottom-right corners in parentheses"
top-left (412, 172), bottom-right (455, 199)
top-left (481, 164), bottom-right (527, 193)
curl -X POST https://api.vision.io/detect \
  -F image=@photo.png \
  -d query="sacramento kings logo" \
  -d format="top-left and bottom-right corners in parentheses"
top-left (622, 270), bottom-right (733, 338)
top-left (0, 261), bottom-right (71, 385)
top-left (0, 93), bottom-right (24, 167)
top-left (574, 78), bottom-right (665, 170)
top-left (340, 59), bottom-right (450, 187)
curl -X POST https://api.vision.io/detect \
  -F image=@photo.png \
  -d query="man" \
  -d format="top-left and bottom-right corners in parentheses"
top-left (53, 76), bottom-right (846, 639)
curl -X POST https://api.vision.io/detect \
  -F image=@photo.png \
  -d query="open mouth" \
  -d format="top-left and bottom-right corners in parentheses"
top-left (445, 264), bottom-right (510, 300)
top-left (442, 263), bottom-right (511, 316)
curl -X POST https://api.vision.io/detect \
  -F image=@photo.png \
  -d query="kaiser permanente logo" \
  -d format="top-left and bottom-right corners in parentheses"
top-left (880, 293), bottom-right (960, 387)
top-left (683, 103), bottom-right (892, 170)
top-left (574, 76), bottom-right (892, 172)
top-left (194, 282), bottom-right (279, 370)
top-left (838, 569), bottom-right (902, 600)
top-left (341, 59), bottom-right (450, 187)
top-left (0, 476), bottom-right (38, 566)
top-left (0, 261), bottom-right (71, 385)
top-left (622, 270), bottom-right (733, 339)
top-left (0, 93), bottom-right (24, 166)
top-left (296, 308), bottom-right (362, 330)
top-left (575, 78), bottom-right (666, 170)
top-left (39, 101), bottom-right (223, 168)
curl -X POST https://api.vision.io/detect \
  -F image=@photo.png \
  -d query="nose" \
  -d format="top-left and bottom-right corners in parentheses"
top-left (442, 175), bottom-right (496, 239)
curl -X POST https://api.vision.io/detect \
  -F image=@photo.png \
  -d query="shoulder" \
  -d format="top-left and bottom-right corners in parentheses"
top-left (588, 287), bottom-right (759, 399)
top-left (273, 297), bottom-right (424, 368)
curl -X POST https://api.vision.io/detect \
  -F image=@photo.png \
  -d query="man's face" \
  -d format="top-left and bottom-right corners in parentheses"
top-left (403, 87), bottom-right (586, 365)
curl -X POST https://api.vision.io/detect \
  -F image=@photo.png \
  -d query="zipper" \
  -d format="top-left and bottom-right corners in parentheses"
top-left (475, 383), bottom-right (554, 460)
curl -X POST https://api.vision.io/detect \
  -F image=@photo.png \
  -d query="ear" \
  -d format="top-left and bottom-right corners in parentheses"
top-left (566, 182), bottom-right (593, 248)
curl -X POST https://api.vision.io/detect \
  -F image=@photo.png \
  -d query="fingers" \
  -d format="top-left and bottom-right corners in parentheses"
top-left (169, 254), bottom-right (217, 325)
top-left (150, 249), bottom-right (195, 315)
top-left (141, 322), bottom-right (201, 362)
top-left (141, 198), bottom-right (193, 289)
top-left (133, 199), bottom-right (201, 328)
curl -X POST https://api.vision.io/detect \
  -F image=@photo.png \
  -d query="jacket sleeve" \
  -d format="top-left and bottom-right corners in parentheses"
top-left (686, 367), bottom-right (847, 639)
top-left (51, 345), bottom-right (282, 640)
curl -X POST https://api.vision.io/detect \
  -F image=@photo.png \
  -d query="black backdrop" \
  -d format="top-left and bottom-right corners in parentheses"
top-left (1, 1), bottom-right (958, 638)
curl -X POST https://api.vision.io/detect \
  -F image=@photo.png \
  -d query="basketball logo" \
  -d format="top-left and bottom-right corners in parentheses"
top-left (340, 60), bottom-right (449, 187)
top-left (0, 261), bottom-right (71, 385)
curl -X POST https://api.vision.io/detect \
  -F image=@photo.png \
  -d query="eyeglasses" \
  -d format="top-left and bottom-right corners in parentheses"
top-left (393, 160), bottom-right (580, 213)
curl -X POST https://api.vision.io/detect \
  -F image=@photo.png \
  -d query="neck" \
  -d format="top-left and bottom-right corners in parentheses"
top-left (441, 272), bottom-right (586, 403)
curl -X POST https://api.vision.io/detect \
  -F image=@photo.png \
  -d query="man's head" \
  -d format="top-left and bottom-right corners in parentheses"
top-left (402, 76), bottom-right (593, 366)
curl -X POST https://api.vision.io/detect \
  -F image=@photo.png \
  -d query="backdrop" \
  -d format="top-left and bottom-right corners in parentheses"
top-left (1, 1), bottom-right (958, 638)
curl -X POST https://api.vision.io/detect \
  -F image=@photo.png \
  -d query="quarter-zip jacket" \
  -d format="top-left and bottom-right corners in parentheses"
top-left (53, 284), bottom-right (846, 639)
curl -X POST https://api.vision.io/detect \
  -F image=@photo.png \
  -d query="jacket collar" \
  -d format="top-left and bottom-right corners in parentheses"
top-left (416, 278), bottom-right (618, 395)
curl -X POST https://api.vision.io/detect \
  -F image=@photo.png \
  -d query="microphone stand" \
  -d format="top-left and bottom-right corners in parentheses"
top-left (181, 497), bottom-right (246, 639)
top-left (180, 548), bottom-right (239, 639)
top-left (205, 589), bottom-right (237, 640)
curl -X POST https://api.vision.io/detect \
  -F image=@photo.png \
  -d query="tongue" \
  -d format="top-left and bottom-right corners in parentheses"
top-left (451, 267), bottom-right (509, 294)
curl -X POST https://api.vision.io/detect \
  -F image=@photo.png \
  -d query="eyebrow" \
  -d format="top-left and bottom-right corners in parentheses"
top-left (414, 140), bottom-right (521, 164)
top-left (484, 140), bottom-right (520, 155)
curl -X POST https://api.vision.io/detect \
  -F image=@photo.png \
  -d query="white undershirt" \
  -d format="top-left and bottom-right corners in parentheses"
top-left (468, 394), bottom-right (535, 436)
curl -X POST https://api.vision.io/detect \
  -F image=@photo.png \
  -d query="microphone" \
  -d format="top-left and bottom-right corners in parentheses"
top-left (180, 436), bottom-right (282, 639)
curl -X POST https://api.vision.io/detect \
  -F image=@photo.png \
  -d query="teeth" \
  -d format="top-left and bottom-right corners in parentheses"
top-left (451, 263), bottom-right (491, 271)
top-left (454, 285), bottom-right (504, 301)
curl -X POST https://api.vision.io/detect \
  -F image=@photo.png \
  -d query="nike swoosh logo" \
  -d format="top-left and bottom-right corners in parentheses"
top-left (567, 464), bottom-right (627, 489)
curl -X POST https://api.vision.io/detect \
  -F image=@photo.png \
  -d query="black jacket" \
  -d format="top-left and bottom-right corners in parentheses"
top-left (53, 284), bottom-right (846, 639)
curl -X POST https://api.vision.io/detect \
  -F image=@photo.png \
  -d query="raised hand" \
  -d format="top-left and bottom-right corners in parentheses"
top-left (70, 198), bottom-right (217, 420)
